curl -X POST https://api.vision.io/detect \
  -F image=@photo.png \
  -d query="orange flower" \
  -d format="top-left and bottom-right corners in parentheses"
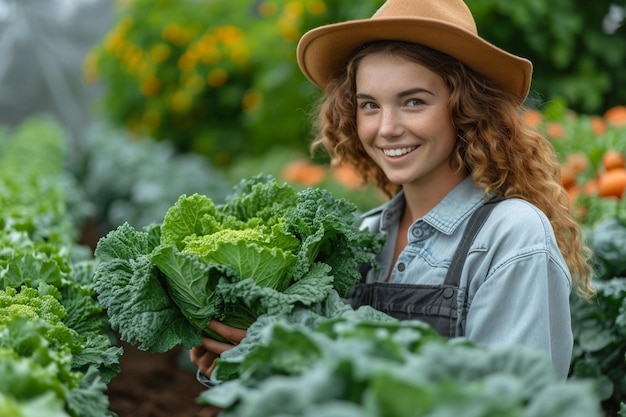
top-left (589, 116), bottom-right (606, 136)
top-left (602, 149), bottom-right (626, 172)
top-left (281, 159), bottom-right (326, 186)
top-left (565, 152), bottom-right (589, 175)
top-left (522, 109), bottom-right (542, 127)
top-left (546, 122), bottom-right (564, 138)
top-left (583, 178), bottom-right (599, 195)
top-left (604, 105), bottom-right (626, 126)
top-left (598, 168), bottom-right (626, 198)
top-left (560, 164), bottom-right (577, 189)
top-left (331, 163), bottom-right (363, 189)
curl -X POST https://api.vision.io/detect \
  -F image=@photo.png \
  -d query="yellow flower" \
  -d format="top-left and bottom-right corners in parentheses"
top-left (201, 48), bottom-right (222, 66)
top-left (216, 26), bottom-right (242, 45)
top-left (242, 89), bottom-right (261, 111)
top-left (82, 50), bottom-right (99, 84)
top-left (177, 52), bottom-right (197, 71)
top-left (207, 68), bottom-right (228, 88)
top-left (150, 43), bottom-right (171, 63)
top-left (182, 72), bottom-right (205, 94)
top-left (125, 50), bottom-right (145, 75)
top-left (258, 1), bottom-right (278, 17)
top-left (306, 0), bottom-right (326, 16)
top-left (171, 89), bottom-right (193, 113)
top-left (104, 31), bottom-right (124, 53)
top-left (279, 24), bottom-right (301, 42)
top-left (162, 23), bottom-right (186, 46)
top-left (229, 45), bottom-right (250, 67)
top-left (140, 75), bottom-right (161, 97)
top-left (284, 1), bottom-right (304, 18)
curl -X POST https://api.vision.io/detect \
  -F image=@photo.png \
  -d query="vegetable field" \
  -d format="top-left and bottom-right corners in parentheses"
top-left (2, 109), bottom-right (626, 417)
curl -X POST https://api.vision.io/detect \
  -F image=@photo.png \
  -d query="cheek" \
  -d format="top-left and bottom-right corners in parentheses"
top-left (356, 117), bottom-right (375, 143)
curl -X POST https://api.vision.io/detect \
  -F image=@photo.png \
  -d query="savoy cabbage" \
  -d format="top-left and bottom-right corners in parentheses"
top-left (93, 174), bottom-right (383, 352)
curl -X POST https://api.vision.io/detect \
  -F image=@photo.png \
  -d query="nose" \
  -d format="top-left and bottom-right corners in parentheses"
top-left (378, 108), bottom-right (404, 139)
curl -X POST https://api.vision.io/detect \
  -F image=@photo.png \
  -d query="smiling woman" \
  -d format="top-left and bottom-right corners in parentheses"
top-left (188, 0), bottom-right (595, 385)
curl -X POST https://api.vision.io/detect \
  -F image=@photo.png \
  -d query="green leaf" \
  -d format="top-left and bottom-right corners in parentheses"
top-left (159, 193), bottom-right (221, 248)
top-left (149, 244), bottom-right (229, 331)
top-left (94, 224), bottom-right (199, 352)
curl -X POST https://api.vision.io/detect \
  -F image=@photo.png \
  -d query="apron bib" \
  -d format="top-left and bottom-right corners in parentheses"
top-left (346, 197), bottom-right (502, 338)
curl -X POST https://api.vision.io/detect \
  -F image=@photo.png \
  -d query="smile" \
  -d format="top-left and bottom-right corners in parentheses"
top-left (382, 146), bottom-right (418, 157)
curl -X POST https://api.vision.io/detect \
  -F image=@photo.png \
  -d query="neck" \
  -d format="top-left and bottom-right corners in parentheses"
top-left (402, 173), bottom-right (467, 221)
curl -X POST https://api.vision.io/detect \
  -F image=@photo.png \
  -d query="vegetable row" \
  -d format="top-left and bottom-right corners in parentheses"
top-left (0, 117), bottom-right (121, 417)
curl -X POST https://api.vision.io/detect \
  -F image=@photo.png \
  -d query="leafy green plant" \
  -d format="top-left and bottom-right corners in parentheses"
top-left (198, 294), bottom-right (602, 417)
top-left (468, 0), bottom-right (625, 113)
top-left (70, 121), bottom-right (231, 235)
top-left (0, 116), bottom-right (122, 416)
top-left (570, 217), bottom-right (626, 416)
top-left (93, 174), bottom-right (384, 351)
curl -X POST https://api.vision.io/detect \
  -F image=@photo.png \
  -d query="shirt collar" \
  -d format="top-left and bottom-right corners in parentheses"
top-left (423, 176), bottom-right (488, 234)
top-left (379, 176), bottom-right (488, 235)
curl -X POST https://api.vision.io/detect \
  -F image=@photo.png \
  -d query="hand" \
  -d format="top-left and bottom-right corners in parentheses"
top-left (189, 320), bottom-right (247, 377)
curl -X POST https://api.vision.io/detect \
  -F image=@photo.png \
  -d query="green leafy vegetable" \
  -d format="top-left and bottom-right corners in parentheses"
top-left (199, 298), bottom-right (601, 417)
top-left (94, 174), bottom-right (384, 351)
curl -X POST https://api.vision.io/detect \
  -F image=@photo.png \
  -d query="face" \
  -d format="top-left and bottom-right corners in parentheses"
top-left (355, 52), bottom-right (459, 189)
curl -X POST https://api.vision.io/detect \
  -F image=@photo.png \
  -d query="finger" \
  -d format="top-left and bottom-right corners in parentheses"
top-left (197, 350), bottom-right (219, 376)
top-left (208, 320), bottom-right (247, 343)
top-left (189, 345), bottom-right (206, 367)
top-left (205, 357), bottom-right (218, 376)
top-left (201, 336), bottom-right (236, 355)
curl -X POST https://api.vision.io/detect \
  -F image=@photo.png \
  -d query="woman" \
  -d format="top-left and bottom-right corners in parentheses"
top-left (191, 0), bottom-right (594, 381)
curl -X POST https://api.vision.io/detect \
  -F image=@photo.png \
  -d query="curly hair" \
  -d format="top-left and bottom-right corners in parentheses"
top-left (310, 41), bottom-right (593, 298)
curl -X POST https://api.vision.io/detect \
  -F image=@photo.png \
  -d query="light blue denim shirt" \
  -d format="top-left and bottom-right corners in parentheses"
top-left (360, 176), bottom-right (573, 378)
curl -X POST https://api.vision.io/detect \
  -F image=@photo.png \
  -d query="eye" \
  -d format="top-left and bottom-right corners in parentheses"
top-left (406, 98), bottom-right (425, 107)
top-left (359, 101), bottom-right (378, 111)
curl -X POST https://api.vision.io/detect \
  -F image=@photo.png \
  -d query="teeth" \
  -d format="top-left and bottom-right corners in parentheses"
top-left (383, 146), bottom-right (417, 157)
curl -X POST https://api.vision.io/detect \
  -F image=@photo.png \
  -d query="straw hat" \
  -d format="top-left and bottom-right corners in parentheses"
top-left (297, 0), bottom-right (532, 104)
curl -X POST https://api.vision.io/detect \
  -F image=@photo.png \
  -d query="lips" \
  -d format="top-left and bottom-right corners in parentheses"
top-left (382, 146), bottom-right (418, 157)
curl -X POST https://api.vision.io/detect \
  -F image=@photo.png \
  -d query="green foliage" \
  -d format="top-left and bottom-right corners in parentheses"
top-left (198, 296), bottom-right (601, 417)
top-left (70, 121), bottom-right (230, 233)
top-left (468, 0), bottom-right (625, 113)
top-left (93, 174), bottom-right (384, 352)
top-left (224, 146), bottom-right (386, 213)
top-left (570, 217), bottom-right (626, 413)
top-left (88, 0), bottom-right (384, 166)
top-left (0, 117), bottom-right (122, 416)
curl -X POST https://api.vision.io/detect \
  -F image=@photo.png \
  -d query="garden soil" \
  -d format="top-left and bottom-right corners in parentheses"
top-left (106, 341), bottom-right (219, 417)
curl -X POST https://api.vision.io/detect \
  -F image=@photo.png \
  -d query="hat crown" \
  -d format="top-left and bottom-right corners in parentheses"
top-left (373, 0), bottom-right (477, 34)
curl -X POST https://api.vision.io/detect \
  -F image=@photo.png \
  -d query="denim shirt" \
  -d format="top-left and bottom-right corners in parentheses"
top-left (359, 176), bottom-right (573, 378)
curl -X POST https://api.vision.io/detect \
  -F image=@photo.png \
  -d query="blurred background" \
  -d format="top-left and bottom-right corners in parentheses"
top-left (1, 0), bottom-right (625, 236)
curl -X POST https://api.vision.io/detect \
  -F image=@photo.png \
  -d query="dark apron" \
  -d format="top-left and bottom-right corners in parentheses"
top-left (345, 197), bottom-right (502, 338)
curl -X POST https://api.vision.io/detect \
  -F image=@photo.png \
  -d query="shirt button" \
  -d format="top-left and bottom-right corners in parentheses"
top-left (411, 227), bottom-right (424, 238)
top-left (397, 262), bottom-right (406, 272)
top-left (443, 287), bottom-right (454, 299)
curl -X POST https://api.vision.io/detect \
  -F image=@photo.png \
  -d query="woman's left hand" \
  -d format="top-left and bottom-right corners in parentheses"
top-left (189, 320), bottom-right (247, 377)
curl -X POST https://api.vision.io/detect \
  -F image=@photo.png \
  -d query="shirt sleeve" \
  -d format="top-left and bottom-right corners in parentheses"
top-left (464, 251), bottom-right (573, 379)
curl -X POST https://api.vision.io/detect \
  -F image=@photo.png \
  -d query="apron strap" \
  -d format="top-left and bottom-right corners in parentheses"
top-left (443, 196), bottom-right (504, 286)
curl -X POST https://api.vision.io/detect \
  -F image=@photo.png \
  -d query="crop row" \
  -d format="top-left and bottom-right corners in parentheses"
top-left (0, 117), bottom-right (121, 417)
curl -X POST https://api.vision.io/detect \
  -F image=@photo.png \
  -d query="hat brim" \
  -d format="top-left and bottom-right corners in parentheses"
top-left (297, 17), bottom-right (532, 104)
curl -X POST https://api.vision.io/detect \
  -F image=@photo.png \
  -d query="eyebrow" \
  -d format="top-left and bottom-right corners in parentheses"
top-left (356, 87), bottom-right (434, 100)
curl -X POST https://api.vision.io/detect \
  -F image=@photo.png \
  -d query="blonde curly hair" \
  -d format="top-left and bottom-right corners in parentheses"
top-left (310, 41), bottom-right (594, 298)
